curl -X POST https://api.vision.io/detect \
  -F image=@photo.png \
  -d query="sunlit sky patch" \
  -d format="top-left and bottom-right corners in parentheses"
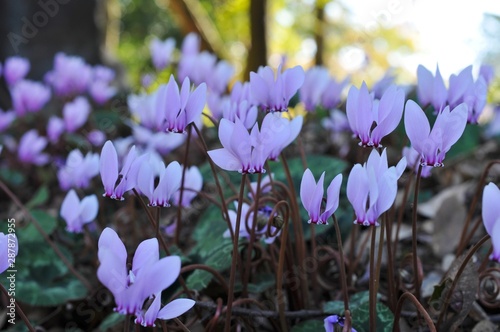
top-left (336, 0), bottom-right (500, 77)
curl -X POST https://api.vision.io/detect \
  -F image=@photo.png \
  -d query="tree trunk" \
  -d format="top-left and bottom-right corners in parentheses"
top-left (244, 0), bottom-right (267, 80)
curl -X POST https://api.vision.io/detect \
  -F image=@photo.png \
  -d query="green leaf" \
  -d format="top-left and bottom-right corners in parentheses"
top-left (17, 210), bottom-right (57, 243)
top-left (0, 167), bottom-right (25, 186)
top-left (351, 301), bottom-right (394, 332)
top-left (290, 319), bottom-right (324, 331)
top-left (15, 277), bottom-right (86, 307)
top-left (323, 300), bottom-right (345, 314)
top-left (97, 312), bottom-right (125, 331)
top-left (25, 186), bottom-right (49, 209)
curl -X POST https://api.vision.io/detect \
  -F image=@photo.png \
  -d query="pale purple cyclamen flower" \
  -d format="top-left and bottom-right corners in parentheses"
top-left (402, 146), bottom-right (432, 178)
top-left (178, 33), bottom-right (201, 82)
top-left (63, 96), bottom-right (91, 132)
top-left (347, 149), bottom-right (406, 226)
top-left (172, 165), bottom-right (203, 207)
top-left (223, 202), bottom-right (281, 244)
top-left (47, 116), bottom-right (65, 143)
top-left (300, 169), bottom-right (342, 225)
top-left (371, 69), bottom-right (396, 99)
top-left (321, 76), bottom-right (350, 110)
top-left (157, 75), bottom-right (207, 133)
top-left (250, 65), bottom-right (305, 112)
top-left (128, 92), bottom-right (164, 131)
top-left (0, 232), bottom-right (18, 274)
top-left (404, 100), bottom-right (468, 167)
top-left (479, 64), bottom-right (495, 85)
top-left (322, 109), bottom-right (351, 157)
top-left (132, 125), bottom-right (185, 155)
top-left (324, 315), bottom-right (357, 332)
top-left (417, 64), bottom-right (447, 112)
top-left (89, 80), bottom-right (117, 105)
top-left (92, 65), bottom-right (115, 83)
top-left (346, 82), bottom-right (405, 147)
top-left (4, 56), bottom-right (30, 86)
top-left (482, 183), bottom-right (500, 262)
top-left (205, 60), bottom-right (234, 95)
top-left (221, 99), bottom-right (258, 129)
top-left (268, 115), bottom-right (303, 160)
top-left (208, 113), bottom-right (290, 173)
top-left (45, 53), bottom-right (92, 97)
top-left (87, 130), bottom-right (106, 146)
top-left (300, 66), bottom-right (330, 112)
top-left (137, 159), bottom-right (182, 207)
top-left (58, 150), bottom-right (99, 190)
top-left (230, 81), bottom-right (253, 106)
top-left (60, 189), bottom-right (98, 233)
top-left (135, 293), bottom-right (195, 327)
top-left (18, 130), bottom-right (49, 165)
top-left (448, 65), bottom-right (474, 109)
top-left (150, 37), bottom-right (176, 71)
top-left (97, 228), bottom-right (182, 315)
top-left (11, 80), bottom-right (51, 116)
top-left (100, 140), bottom-right (142, 200)
top-left (0, 109), bottom-right (15, 132)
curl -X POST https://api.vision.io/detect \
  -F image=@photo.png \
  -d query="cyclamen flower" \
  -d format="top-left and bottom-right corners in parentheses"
top-left (206, 60), bottom-right (234, 95)
top-left (299, 66), bottom-right (330, 112)
top-left (136, 159), bottom-right (182, 207)
top-left (346, 82), bottom-right (405, 147)
top-left (402, 146), bottom-right (432, 178)
top-left (208, 113), bottom-right (291, 173)
top-left (150, 37), bottom-right (176, 71)
top-left (60, 190), bottom-right (98, 233)
top-left (135, 293), bottom-right (195, 327)
top-left (300, 169), bottom-right (342, 225)
top-left (11, 80), bottom-right (51, 116)
top-left (223, 203), bottom-right (281, 244)
top-left (347, 149), bottom-right (406, 226)
top-left (89, 80), bottom-right (117, 105)
top-left (324, 315), bottom-right (357, 332)
top-left (45, 53), bottom-right (92, 97)
top-left (417, 64), bottom-right (447, 113)
top-left (58, 150), bottom-right (99, 190)
top-left (18, 130), bottom-right (49, 165)
top-left (63, 97), bottom-right (91, 132)
top-left (250, 65), bottom-right (305, 112)
top-left (157, 75), bottom-right (206, 133)
top-left (0, 109), bottom-right (15, 132)
top-left (97, 228), bottom-right (182, 316)
top-left (100, 140), bottom-right (142, 200)
top-left (268, 115), bottom-right (303, 160)
top-left (172, 165), bottom-right (203, 207)
top-left (4, 56), bottom-right (30, 86)
top-left (0, 232), bottom-right (18, 274)
top-left (221, 99), bottom-right (258, 129)
top-left (404, 100), bottom-right (467, 167)
top-left (132, 125), bottom-right (186, 155)
top-left (321, 76), bottom-right (350, 110)
top-left (482, 183), bottom-right (500, 262)
top-left (47, 116), bottom-right (65, 143)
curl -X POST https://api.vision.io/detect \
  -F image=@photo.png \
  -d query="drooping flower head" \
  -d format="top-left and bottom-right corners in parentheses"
top-left (97, 228), bottom-right (182, 316)
top-left (135, 293), bottom-right (195, 327)
top-left (11, 80), bottom-right (51, 116)
top-left (324, 315), bottom-right (357, 332)
top-left (404, 100), bottom-right (468, 167)
top-left (250, 65), bottom-right (305, 112)
top-left (482, 183), bottom-right (500, 262)
top-left (417, 64), bottom-right (448, 113)
top-left (346, 82), bottom-right (405, 147)
top-left (300, 169), bottom-right (342, 225)
top-left (300, 66), bottom-right (330, 112)
top-left (45, 52), bottom-right (92, 97)
top-left (60, 190), bottom-right (98, 233)
top-left (18, 130), bottom-right (49, 165)
top-left (172, 165), bottom-right (203, 207)
top-left (208, 113), bottom-right (291, 173)
top-left (347, 149), bottom-right (406, 226)
top-left (63, 96), bottom-right (91, 133)
top-left (157, 75), bottom-right (206, 133)
top-left (99, 140), bottom-right (142, 200)
top-left (0, 232), bottom-right (18, 274)
top-left (136, 157), bottom-right (182, 207)
top-left (150, 37), bottom-right (176, 71)
top-left (4, 56), bottom-right (30, 86)
top-left (58, 150), bottom-right (99, 190)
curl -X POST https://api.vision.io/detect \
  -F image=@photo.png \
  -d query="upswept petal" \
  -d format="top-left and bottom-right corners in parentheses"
top-left (137, 162), bottom-right (155, 202)
top-left (448, 65), bottom-right (473, 107)
top-left (300, 169), bottom-right (316, 213)
top-left (482, 183), bottom-right (500, 235)
top-left (250, 72), bottom-right (269, 106)
top-left (433, 66), bottom-right (448, 112)
top-left (98, 228), bottom-right (127, 263)
top-left (404, 100), bottom-right (430, 154)
top-left (371, 86), bottom-right (404, 145)
top-left (132, 238), bottom-right (159, 277)
top-left (490, 222), bottom-right (500, 261)
top-left (438, 103), bottom-right (468, 152)
top-left (97, 249), bottom-right (128, 298)
top-left (372, 169), bottom-right (398, 221)
top-left (208, 148), bottom-right (241, 172)
top-left (347, 164), bottom-right (369, 222)
top-left (283, 66), bottom-right (305, 101)
top-left (100, 141), bottom-right (118, 197)
top-left (164, 76), bottom-right (181, 128)
top-left (135, 256), bottom-right (181, 305)
top-left (60, 189), bottom-right (79, 224)
top-left (157, 298), bottom-right (196, 320)
top-left (78, 195), bottom-right (98, 223)
top-left (185, 82), bottom-right (206, 125)
top-left (320, 173), bottom-right (343, 223)
top-left (417, 65), bottom-right (433, 106)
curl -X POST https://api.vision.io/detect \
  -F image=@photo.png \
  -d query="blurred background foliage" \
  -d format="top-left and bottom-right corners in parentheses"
top-left (115, 0), bottom-right (417, 87)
